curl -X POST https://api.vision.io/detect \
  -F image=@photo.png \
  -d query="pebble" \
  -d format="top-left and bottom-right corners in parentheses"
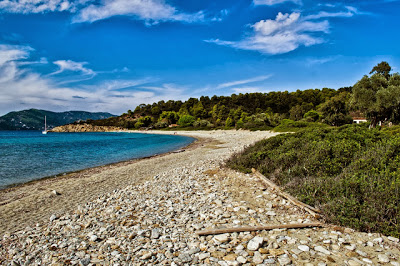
top-left (298, 245), bottom-right (310, 252)
top-left (247, 236), bottom-right (264, 251)
top-left (314, 246), bottom-right (331, 255)
top-left (378, 254), bottom-right (390, 263)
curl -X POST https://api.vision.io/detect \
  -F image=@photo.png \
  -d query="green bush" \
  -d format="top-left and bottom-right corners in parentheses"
top-left (227, 124), bottom-right (400, 237)
top-left (178, 115), bottom-right (195, 127)
top-left (273, 119), bottom-right (328, 132)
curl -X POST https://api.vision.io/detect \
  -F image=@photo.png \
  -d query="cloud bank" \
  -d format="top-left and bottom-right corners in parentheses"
top-left (0, 44), bottom-right (189, 115)
top-left (0, 0), bottom-right (217, 25)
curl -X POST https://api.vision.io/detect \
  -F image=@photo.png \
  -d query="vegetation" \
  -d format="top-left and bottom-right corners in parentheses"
top-left (0, 109), bottom-right (115, 131)
top-left (81, 87), bottom-right (351, 130)
top-left (227, 124), bottom-right (400, 237)
top-left (351, 61), bottom-right (400, 127)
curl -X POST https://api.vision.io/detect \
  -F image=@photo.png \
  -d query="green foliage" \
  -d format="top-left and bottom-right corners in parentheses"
top-left (303, 110), bottom-right (320, 122)
top-left (225, 117), bottom-right (235, 128)
top-left (319, 92), bottom-right (353, 126)
top-left (178, 115), bottom-right (195, 127)
top-left (227, 124), bottom-right (400, 237)
top-left (159, 111), bottom-right (179, 124)
top-left (273, 119), bottom-right (328, 132)
top-left (351, 61), bottom-right (400, 127)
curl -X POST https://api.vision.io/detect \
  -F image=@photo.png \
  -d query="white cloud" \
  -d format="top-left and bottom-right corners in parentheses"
top-left (51, 60), bottom-right (95, 76)
top-left (0, 0), bottom-right (90, 13)
top-left (0, 0), bottom-right (214, 25)
top-left (217, 75), bottom-right (272, 89)
top-left (253, 0), bottom-right (301, 6)
top-left (72, 0), bottom-right (206, 24)
top-left (0, 44), bottom-right (189, 115)
top-left (207, 7), bottom-right (360, 55)
top-left (207, 12), bottom-right (329, 55)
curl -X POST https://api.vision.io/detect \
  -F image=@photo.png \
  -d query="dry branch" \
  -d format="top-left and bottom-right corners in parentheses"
top-left (196, 223), bottom-right (324, 236)
top-left (251, 168), bottom-right (322, 218)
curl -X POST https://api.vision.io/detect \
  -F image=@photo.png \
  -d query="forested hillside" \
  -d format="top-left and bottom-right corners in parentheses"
top-left (0, 109), bottom-right (115, 131)
top-left (74, 61), bottom-right (400, 130)
top-left (78, 87), bottom-right (352, 130)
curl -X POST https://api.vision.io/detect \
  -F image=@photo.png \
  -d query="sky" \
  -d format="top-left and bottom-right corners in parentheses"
top-left (0, 0), bottom-right (399, 116)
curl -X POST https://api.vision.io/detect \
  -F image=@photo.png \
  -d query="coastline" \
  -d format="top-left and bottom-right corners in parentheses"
top-left (0, 130), bottom-right (206, 235)
top-left (0, 131), bottom-right (197, 192)
top-left (2, 130), bottom-right (399, 265)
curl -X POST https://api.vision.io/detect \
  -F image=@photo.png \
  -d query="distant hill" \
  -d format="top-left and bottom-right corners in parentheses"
top-left (0, 109), bottom-right (116, 130)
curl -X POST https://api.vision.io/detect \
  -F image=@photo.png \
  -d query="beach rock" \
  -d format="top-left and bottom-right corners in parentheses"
top-left (378, 254), bottom-right (390, 263)
top-left (298, 245), bottom-right (310, 252)
top-left (247, 236), bottom-right (264, 251)
top-left (278, 254), bottom-right (292, 265)
top-left (214, 234), bottom-right (230, 243)
top-left (314, 246), bottom-right (331, 255)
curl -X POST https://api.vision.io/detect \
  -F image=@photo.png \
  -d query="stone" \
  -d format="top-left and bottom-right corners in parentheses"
top-left (314, 246), bottom-right (331, 255)
top-left (178, 253), bottom-right (192, 263)
top-left (277, 254), bottom-right (291, 265)
top-left (347, 260), bottom-right (361, 266)
top-left (247, 236), bottom-right (264, 251)
top-left (345, 244), bottom-right (356, 251)
top-left (266, 211), bottom-right (276, 216)
top-left (89, 235), bottom-right (98, 242)
top-left (199, 253), bottom-right (210, 260)
top-left (141, 252), bottom-right (152, 260)
top-left (355, 249), bottom-right (367, 257)
top-left (378, 254), bottom-right (390, 263)
top-left (269, 249), bottom-right (285, 256)
top-left (151, 229), bottom-right (160, 239)
top-left (362, 258), bottom-right (373, 264)
top-left (214, 234), bottom-right (230, 243)
top-left (388, 236), bottom-right (400, 243)
top-left (236, 256), bottom-right (246, 264)
top-left (223, 254), bottom-right (237, 261)
top-left (49, 214), bottom-right (57, 222)
top-left (252, 252), bottom-right (264, 264)
top-left (264, 258), bottom-right (276, 264)
top-left (298, 245), bottom-right (310, 252)
top-left (79, 258), bottom-right (91, 266)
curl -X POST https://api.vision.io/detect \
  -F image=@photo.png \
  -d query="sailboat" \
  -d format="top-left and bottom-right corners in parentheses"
top-left (42, 116), bottom-right (48, 135)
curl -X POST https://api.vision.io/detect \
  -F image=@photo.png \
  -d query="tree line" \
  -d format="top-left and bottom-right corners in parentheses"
top-left (79, 62), bottom-right (398, 130)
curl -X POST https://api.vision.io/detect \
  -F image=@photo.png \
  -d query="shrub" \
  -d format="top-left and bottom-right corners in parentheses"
top-left (178, 115), bottom-right (195, 127)
top-left (227, 124), bottom-right (400, 237)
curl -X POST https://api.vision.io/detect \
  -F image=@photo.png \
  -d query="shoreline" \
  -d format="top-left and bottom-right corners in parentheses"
top-left (0, 130), bottom-right (223, 235)
top-left (1, 130), bottom-right (400, 265)
top-left (0, 131), bottom-right (198, 192)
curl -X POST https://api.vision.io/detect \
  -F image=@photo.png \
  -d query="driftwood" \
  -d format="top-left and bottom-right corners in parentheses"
top-left (251, 168), bottom-right (322, 218)
top-left (196, 223), bottom-right (324, 236)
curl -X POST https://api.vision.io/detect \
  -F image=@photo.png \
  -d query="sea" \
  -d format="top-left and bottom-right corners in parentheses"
top-left (0, 131), bottom-right (194, 189)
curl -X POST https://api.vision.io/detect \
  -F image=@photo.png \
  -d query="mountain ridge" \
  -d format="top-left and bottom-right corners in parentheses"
top-left (0, 109), bottom-right (116, 131)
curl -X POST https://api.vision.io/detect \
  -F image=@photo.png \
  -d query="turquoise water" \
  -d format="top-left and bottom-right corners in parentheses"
top-left (0, 131), bottom-right (194, 189)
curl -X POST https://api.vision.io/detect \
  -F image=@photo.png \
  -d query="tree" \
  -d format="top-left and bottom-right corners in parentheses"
top-left (178, 115), bottom-right (195, 127)
top-left (351, 62), bottom-right (400, 127)
top-left (370, 61), bottom-right (391, 80)
top-left (320, 92), bottom-right (352, 126)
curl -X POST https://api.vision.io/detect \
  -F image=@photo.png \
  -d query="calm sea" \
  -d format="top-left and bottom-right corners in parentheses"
top-left (0, 131), bottom-right (194, 189)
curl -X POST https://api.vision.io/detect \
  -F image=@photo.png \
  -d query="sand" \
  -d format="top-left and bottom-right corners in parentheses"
top-left (0, 130), bottom-right (277, 236)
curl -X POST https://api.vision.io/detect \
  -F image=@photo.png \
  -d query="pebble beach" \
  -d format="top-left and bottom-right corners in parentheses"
top-left (1, 130), bottom-right (399, 265)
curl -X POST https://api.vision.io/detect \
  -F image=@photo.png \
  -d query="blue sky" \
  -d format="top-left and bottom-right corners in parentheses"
top-left (0, 0), bottom-right (399, 115)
